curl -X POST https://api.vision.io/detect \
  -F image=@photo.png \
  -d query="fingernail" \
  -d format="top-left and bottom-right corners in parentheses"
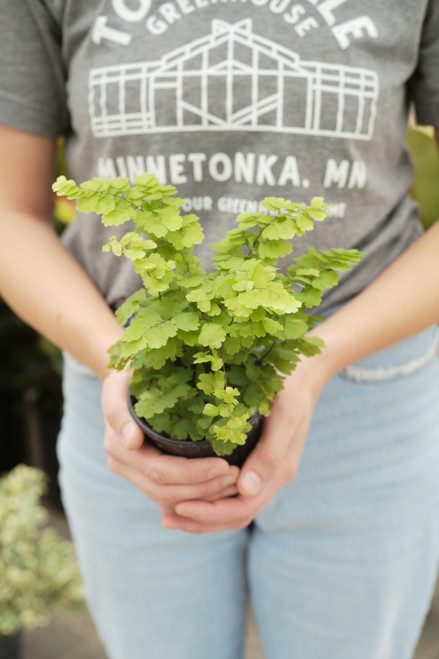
top-left (223, 474), bottom-right (237, 488)
top-left (208, 465), bottom-right (228, 479)
top-left (121, 422), bottom-right (139, 448)
top-left (221, 486), bottom-right (238, 498)
top-left (162, 519), bottom-right (177, 530)
top-left (242, 471), bottom-right (262, 496)
top-left (175, 505), bottom-right (192, 518)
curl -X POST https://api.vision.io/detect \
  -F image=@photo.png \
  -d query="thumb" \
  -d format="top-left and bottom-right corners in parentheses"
top-left (102, 370), bottom-right (144, 450)
top-left (237, 406), bottom-right (303, 497)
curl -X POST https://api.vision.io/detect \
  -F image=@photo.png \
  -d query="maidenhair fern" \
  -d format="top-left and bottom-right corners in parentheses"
top-left (53, 174), bottom-right (362, 456)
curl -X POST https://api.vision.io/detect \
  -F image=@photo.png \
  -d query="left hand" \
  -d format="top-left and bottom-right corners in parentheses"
top-left (161, 357), bottom-right (327, 533)
top-left (102, 369), bottom-right (240, 514)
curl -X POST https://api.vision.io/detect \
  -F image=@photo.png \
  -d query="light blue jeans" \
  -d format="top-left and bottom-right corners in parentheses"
top-left (58, 325), bottom-right (439, 659)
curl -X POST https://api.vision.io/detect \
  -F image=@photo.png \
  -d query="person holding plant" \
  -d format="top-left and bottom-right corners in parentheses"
top-left (1, 2), bottom-right (439, 659)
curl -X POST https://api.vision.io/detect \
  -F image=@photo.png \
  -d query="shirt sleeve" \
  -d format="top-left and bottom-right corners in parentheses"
top-left (409, 0), bottom-right (439, 126)
top-left (0, 0), bottom-right (69, 137)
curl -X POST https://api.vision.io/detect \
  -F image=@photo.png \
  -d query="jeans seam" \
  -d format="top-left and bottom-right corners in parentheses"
top-left (339, 327), bottom-right (439, 383)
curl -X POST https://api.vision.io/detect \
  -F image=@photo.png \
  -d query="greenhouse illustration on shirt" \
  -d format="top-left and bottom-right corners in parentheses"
top-left (88, 19), bottom-right (379, 140)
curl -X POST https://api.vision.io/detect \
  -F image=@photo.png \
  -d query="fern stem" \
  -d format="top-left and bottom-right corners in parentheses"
top-left (220, 346), bottom-right (228, 389)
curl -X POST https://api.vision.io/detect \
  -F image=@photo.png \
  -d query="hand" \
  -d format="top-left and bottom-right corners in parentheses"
top-left (161, 357), bottom-right (327, 533)
top-left (101, 369), bottom-right (240, 517)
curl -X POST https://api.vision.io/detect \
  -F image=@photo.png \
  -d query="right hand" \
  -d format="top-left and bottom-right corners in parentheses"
top-left (101, 369), bottom-right (240, 517)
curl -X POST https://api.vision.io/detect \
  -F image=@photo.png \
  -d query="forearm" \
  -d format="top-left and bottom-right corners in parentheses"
top-left (0, 210), bottom-right (122, 380)
top-left (310, 219), bottom-right (439, 385)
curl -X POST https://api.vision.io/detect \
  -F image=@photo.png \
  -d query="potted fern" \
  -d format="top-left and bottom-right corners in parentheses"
top-left (53, 174), bottom-right (361, 465)
top-left (0, 465), bottom-right (85, 659)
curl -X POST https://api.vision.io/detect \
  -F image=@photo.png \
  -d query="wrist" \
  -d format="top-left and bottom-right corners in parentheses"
top-left (95, 332), bottom-right (124, 381)
top-left (296, 346), bottom-right (335, 399)
top-left (82, 318), bottom-right (124, 381)
top-left (305, 320), bottom-right (350, 388)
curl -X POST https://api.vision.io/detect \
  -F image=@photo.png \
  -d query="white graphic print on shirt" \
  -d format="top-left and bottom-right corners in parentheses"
top-left (89, 19), bottom-right (378, 141)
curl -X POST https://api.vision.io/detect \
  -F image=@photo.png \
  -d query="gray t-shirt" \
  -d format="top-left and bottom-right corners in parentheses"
top-left (1, 0), bottom-right (438, 311)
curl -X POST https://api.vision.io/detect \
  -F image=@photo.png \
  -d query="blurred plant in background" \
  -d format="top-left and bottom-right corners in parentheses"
top-left (53, 140), bottom-right (75, 232)
top-left (0, 465), bottom-right (85, 637)
top-left (406, 124), bottom-right (439, 230)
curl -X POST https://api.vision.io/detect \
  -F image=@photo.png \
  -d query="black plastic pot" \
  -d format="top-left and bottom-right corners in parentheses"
top-left (0, 633), bottom-right (21, 659)
top-left (128, 394), bottom-right (262, 467)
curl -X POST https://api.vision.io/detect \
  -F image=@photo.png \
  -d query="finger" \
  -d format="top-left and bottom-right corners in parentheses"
top-left (237, 401), bottom-right (304, 497)
top-left (173, 494), bottom-right (257, 529)
top-left (105, 431), bottom-right (235, 486)
top-left (162, 497), bottom-right (255, 533)
top-left (204, 484), bottom-right (238, 501)
top-left (107, 453), bottom-right (240, 508)
top-left (102, 371), bottom-right (144, 450)
top-left (162, 514), bottom-right (230, 534)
